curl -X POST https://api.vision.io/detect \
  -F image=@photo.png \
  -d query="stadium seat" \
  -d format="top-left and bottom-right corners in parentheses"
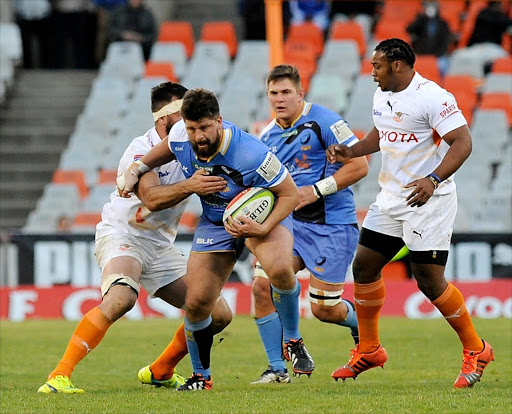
top-left (373, 19), bottom-right (410, 44)
top-left (491, 56), bottom-right (512, 73)
top-left (200, 21), bottom-right (238, 58)
top-left (81, 184), bottom-right (113, 212)
top-left (306, 74), bottom-right (349, 114)
top-left (317, 40), bottom-right (360, 83)
top-left (286, 22), bottom-right (324, 58)
top-left (71, 212), bottom-right (102, 233)
top-left (438, 0), bottom-right (466, 34)
top-left (443, 74), bottom-right (478, 125)
top-left (415, 55), bottom-right (441, 84)
top-left (144, 61), bottom-right (178, 82)
top-left (187, 41), bottom-right (231, 81)
top-left (97, 169), bottom-right (117, 185)
top-left (149, 41), bottom-right (188, 79)
top-left (52, 169), bottom-right (89, 199)
top-left (284, 40), bottom-right (316, 66)
top-left (379, 0), bottom-right (422, 22)
top-left (479, 93), bottom-right (512, 127)
top-left (105, 41), bottom-right (144, 68)
top-left (158, 21), bottom-right (195, 58)
top-left (481, 73), bottom-right (512, 94)
top-left (457, 1), bottom-right (487, 48)
top-left (282, 56), bottom-right (315, 93)
top-left (360, 58), bottom-right (373, 75)
top-left (328, 20), bottom-right (366, 57)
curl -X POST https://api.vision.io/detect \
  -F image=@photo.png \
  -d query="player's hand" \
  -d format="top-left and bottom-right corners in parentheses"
top-left (405, 177), bottom-right (435, 207)
top-left (117, 162), bottom-right (143, 198)
top-left (185, 169), bottom-right (227, 196)
top-left (326, 144), bottom-right (353, 164)
top-left (224, 215), bottom-right (266, 238)
top-left (295, 185), bottom-right (318, 210)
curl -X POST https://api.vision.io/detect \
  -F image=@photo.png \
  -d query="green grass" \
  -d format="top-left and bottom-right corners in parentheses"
top-left (1, 316), bottom-right (511, 414)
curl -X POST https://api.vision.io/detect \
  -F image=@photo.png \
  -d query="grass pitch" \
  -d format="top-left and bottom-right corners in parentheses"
top-left (1, 316), bottom-right (511, 414)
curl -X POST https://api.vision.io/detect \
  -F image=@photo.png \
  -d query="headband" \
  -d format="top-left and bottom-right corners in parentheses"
top-left (152, 99), bottom-right (183, 121)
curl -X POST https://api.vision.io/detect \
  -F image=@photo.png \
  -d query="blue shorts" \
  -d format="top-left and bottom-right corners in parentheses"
top-left (192, 215), bottom-right (294, 258)
top-left (293, 220), bottom-right (359, 284)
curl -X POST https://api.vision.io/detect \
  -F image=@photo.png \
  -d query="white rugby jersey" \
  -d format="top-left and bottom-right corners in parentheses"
top-left (96, 127), bottom-right (188, 247)
top-left (373, 72), bottom-right (467, 197)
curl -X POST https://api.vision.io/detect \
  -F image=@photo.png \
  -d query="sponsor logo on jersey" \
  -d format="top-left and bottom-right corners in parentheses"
top-left (416, 80), bottom-right (429, 89)
top-left (196, 237), bottom-right (214, 245)
top-left (294, 154), bottom-right (310, 170)
top-left (119, 243), bottom-right (133, 251)
top-left (257, 152), bottom-right (281, 182)
top-left (393, 111), bottom-right (409, 122)
top-left (133, 155), bottom-right (144, 161)
top-left (181, 165), bottom-right (188, 174)
top-left (379, 130), bottom-right (419, 143)
top-left (193, 163), bottom-right (214, 174)
top-left (301, 145), bottom-right (311, 151)
top-left (282, 129), bottom-right (298, 139)
top-left (386, 101), bottom-right (396, 112)
top-left (173, 146), bottom-right (184, 151)
top-left (439, 102), bottom-right (457, 118)
top-left (373, 109), bottom-right (382, 116)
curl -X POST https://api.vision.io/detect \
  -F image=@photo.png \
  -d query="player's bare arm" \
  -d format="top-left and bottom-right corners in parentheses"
top-left (405, 125), bottom-right (472, 207)
top-left (224, 174), bottom-right (298, 239)
top-left (118, 138), bottom-right (176, 197)
top-left (296, 156), bottom-right (369, 211)
top-left (136, 169), bottom-right (227, 211)
top-left (326, 127), bottom-right (380, 164)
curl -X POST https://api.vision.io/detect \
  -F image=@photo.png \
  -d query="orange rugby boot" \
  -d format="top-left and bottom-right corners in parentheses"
top-left (453, 340), bottom-right (494, 389)
top-left (331, 344), bottom-right (388, 381)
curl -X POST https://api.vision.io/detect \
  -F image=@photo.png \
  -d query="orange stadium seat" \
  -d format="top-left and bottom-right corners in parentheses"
top-left (438, 0), bottom-right (466, 35)
top-left (283, 56), bottom-right (315, 92)
top-left (52, 169), bottom-right (89, 199)
top-left (415, 55), bottom-right (441, 84)
top-left (97, 169), bottom-right (117, 185)
top-left (329, 20), bottom-right (366, 57)
top-left (373, 19), bottom-right (410, 44)
top-left (492, 56), bottom-right (512, 73)
top-left (479, 93), bottom-right (512, 127)
top-left (457, 1), bottom-right (487, 48)
top-left (286, 22), bottom-right (324, 58)
top-left (158, 21), bottom-right (195, 58)
top-left (144, 61), bottom-right (178, 82)
top-left (284, 40), bottom-right (316, 66)
top-left (200, 21), bottom-right (238, 58)
top-left (72, 212), bottom-right (102, 230)
top-left (443, 74), bottom-right (477, 125)
top-left (360, 58), bottom-right (373, 75)
top-left (379, 0), bottom-right (421, 23)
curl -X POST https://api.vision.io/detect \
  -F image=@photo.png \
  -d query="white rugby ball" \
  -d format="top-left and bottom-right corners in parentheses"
top-left (223, 187), bottom-right (275, 224)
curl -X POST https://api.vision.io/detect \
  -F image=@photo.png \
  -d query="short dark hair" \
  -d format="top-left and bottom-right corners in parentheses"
top-left (181, 88), bottom-right (220, 121)
top-left (151, 82), bottom-right (188, 112)
top-left (266, 64), bottom-right (302, 89)
top-left (375, 38), bottom-right (416, 67)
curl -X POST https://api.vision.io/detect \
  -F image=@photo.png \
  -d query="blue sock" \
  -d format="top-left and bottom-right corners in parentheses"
top-left (184, 316), bottom-right (212, 378)
top-left (338, 299), bottom-right (359, 338)
top-left (255, 312), bottom-right (286, 372)
top-left (270, 279), bottom-right (301, 342)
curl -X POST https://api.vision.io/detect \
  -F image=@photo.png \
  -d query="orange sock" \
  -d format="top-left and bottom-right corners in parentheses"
top-left (49, 307), bottom-right (113, 379)
top-left (432, 283), bottom-right (482, 351)
top-left (354, 278), bottom-right (386, 353)
top-left (149, 323), bottom-right (188, 381)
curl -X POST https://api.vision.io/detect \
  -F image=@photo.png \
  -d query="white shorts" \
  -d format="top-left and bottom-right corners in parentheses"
top-left (363, 189), bottom-right (456, 251)
top-left (94, 234), bottom-right (188, 298)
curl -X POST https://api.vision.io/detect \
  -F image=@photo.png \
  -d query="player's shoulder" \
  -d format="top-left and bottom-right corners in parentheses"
top-left (412, 72), bottom-right (448, 98)
top-left (168, 119), bottom-right (187, 143)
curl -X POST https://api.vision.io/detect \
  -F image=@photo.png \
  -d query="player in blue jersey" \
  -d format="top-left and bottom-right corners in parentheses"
top-left (117, 88), bottom-right (303, 391)
top-left (250, 65), bottom-right (369, 384)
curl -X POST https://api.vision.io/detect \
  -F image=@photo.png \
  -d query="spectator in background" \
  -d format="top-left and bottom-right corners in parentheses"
top-left (108, 0), bottom-right (157, 60)
top-left (56, 215), bottom-right (73, 233)
top-left (53, 0), bottom-right (97, 69)
top-left (14, 0), bottom-right (54, 68)
top-left (289, 0), bottom-right (330, 33)
top-left (91, 0), bottom-right (127, 65)
top-left (237, 0), bottom-right (290, 40)
top-left (406, 1), bottom-right (453, 76)
top-left (468, 1), bottom-right (512, 47)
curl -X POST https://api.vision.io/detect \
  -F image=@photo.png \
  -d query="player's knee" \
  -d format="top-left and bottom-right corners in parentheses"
top-left (100, 274), bottom-right (140, 320)
top-left (311, 304), bottom-right (337, 322)
top-left (211, 298), bottom-right (233, 334)
top-left (309, 286), bottom-right (342, 322)
top-left (252, 276), bottom-right (272, 302)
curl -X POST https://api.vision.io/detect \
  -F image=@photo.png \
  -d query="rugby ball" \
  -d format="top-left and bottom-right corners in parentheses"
top-left (223, 187), bottom-right (275, 224)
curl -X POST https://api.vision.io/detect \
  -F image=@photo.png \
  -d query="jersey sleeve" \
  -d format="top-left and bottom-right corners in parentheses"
top-left (317, 106), bottom-right (358, 148)
top-left (426, 89), bottom-right (467, 137)
top-left (167, 119), bottom-right (188, 152)
top-left (117, 136), bottom-right (149, 174)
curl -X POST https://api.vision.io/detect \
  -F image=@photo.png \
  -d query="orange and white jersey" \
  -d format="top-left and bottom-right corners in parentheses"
top-left (373, 72), bottom-right (467, 197)
top-left (96, 127), bottom-right (188, 247)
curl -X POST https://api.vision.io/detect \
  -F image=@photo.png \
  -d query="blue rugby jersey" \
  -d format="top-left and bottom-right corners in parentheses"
top-left (167, 120), bottom-right (287, 224)
top-left (259, 102), bottom-right (358, 224)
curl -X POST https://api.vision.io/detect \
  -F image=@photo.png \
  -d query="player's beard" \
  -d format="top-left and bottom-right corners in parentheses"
top-left (192, 132), bottom-right (221, 159)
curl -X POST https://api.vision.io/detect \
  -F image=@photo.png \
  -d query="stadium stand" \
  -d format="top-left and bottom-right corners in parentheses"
top-left (4, 0), bottom-right (511, 234)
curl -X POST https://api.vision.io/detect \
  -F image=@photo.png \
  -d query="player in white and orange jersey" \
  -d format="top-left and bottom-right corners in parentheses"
top-left (38, 82), bottom-right (232, 394)
top-left (327, 38), bottom-right (493, 389)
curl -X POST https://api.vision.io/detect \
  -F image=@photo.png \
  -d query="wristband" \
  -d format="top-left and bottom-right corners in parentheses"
top-left (314, 176), bottom-right (337, 197)
top-left (427, 173), bottom-right (441, 190)
top-left (131, 160), bottom-right (150, 176)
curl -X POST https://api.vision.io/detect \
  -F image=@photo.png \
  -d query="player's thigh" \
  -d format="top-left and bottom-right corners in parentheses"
top-left (95, 235), bottom-right (144, 283)
top-left (294, 221), bottom-right (358, 284)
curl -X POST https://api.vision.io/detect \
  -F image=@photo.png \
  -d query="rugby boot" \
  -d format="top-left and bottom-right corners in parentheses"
top-left (331, 344), bottom-right (387, 381)
top-left (453, 340), bottom-right (494, 389)
top-left (284, 338), bottom-right (315, 377)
